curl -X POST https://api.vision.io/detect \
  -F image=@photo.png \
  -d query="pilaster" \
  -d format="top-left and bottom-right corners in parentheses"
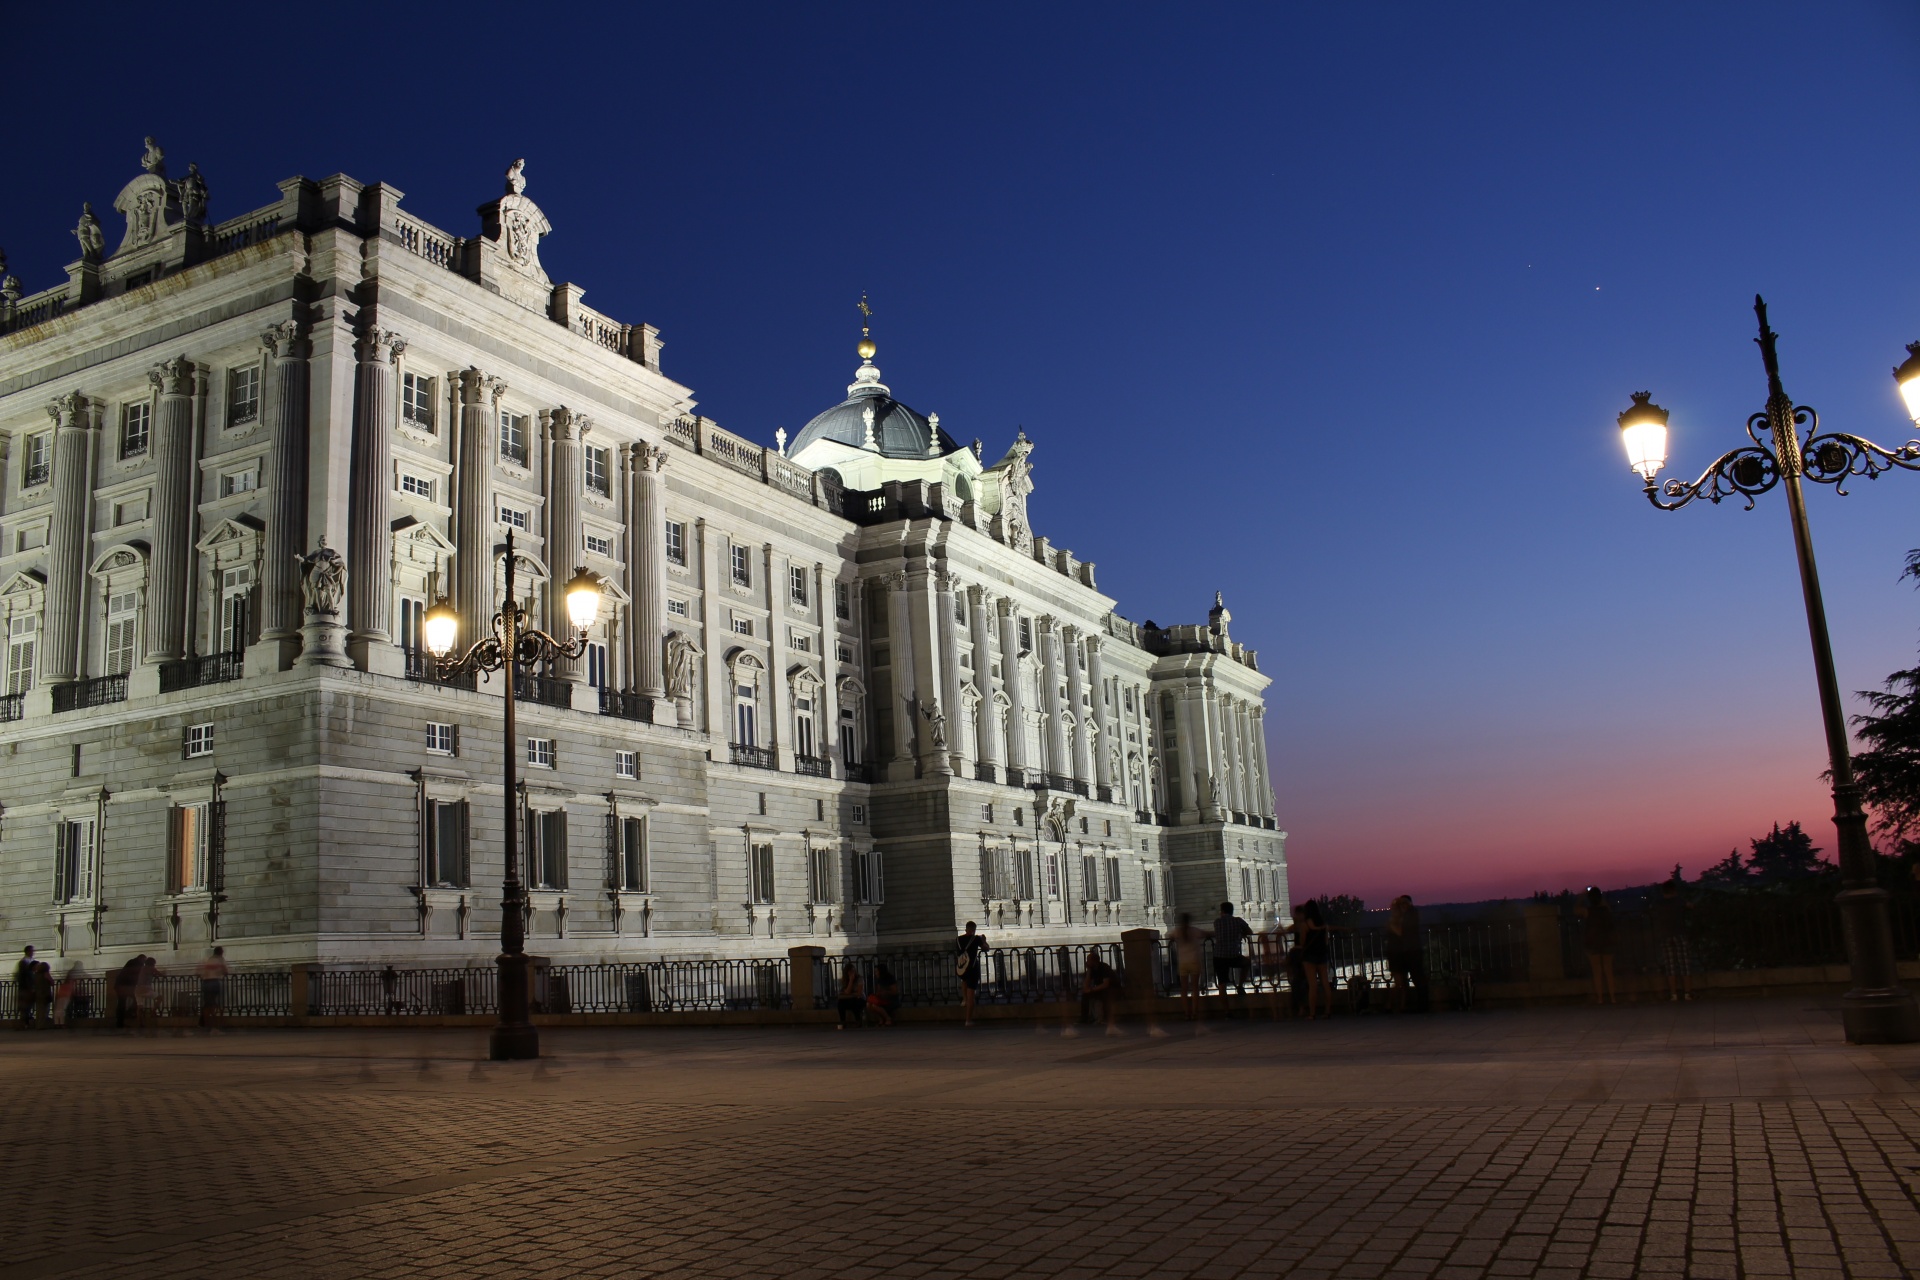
top-left (631, 442), bottom-right (668, 702)
top-left (254, 320), bottom-right (310, 671)
top-left (1063, 625), bottom-right (1092, 785)
top-left (935, 571), bottom-right (964, 774)
top-left (968, 586), bottom-right (1002, 769)
top-left (997, 597), bottom-right (1028, 776)
top-left (40, 393), bottom-right (95, 685)
top-left (543, 407), bottom-right (583, 682)
top-left (883, 571), bottom-right (915, 780)
top-left (1088, 636), bottom-right (1113, 792)
top-left (1038, 616), bottom-right (1069, 779)
top-left (454, 369), bottom-right (505, 654)
top-left (347, 326), bottom-right (404, 672)
top-left (145, 357), bottom-right (196, 664)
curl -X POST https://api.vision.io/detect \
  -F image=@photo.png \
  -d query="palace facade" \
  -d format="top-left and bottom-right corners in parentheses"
top-left (0, 144), bottom-right (1285, 966)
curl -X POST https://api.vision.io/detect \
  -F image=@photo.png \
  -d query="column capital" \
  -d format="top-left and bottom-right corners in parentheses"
top-left (148, 356), bottom-right (194, 397)
top-left (353, 328), bottom-right (406, 364)
top-left (1035, 613), bottom-right (1058, 634)
top-left (875, 569), bottom-right (908, 591)
top-left (632, 441), bottom-right (668, 472)
top-left (45, 391), bottom-right (90, 428)
top-left (967, 583), bottom-right (989, 605)
top-left (996, 595), bottom-right (1018, 618)
top-left (548, 405), bottom-right (578, 441)
top-left (454, 367), bottom-right (508, 405)
top-left (262, 320), bottom-right (308, 360)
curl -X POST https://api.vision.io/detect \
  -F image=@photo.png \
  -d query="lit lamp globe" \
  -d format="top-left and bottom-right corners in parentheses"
top-left (1617, 391), bottom-right (1670, 483)
top-left (1894, 342), bottom-right (1920, 425)
top-left (564, 568), bottom-right (604, 634)
top-left (422, 599), bottom-right (459, 658)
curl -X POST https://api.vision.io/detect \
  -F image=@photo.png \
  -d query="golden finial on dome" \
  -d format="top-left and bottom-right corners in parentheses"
top-left (856, 292), bottom-right (876, 360)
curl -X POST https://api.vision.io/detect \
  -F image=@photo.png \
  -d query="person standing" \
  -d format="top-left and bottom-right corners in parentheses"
top-left (1167, 913), bottom-right (1210, 1023)
top-left (31, 962), bottom-right (53, 1029)
top-left (1650, 879), bottom-right (1693, 1002)
top-left (956, 921), bottom-right (990, 1028)
top-left (1580, 888), bottom-right (1618, 1005)
top-left (14, 946), bottom-right (36, 1029)
top-left (112, 956), bottom-right (143, 1030)
top-left (1211, 902), bottom-right (1254, 1010)
top-left (198, 946), bottom-right (229, 1032)
top-left (1385, 895), bottom-right (1425, 1013)
top-left (1288, 899), bottom-right (1333, 1019)
top-left (53, 962), bottom-right (84, 1028)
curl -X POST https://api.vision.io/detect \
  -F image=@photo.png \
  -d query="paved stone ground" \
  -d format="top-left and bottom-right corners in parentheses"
top-left (5, 998), bottom-right (1920, 1279)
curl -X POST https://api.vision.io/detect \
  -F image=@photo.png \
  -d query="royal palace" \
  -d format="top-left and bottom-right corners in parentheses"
top-left (0, 144), bottom-right (1285, 966)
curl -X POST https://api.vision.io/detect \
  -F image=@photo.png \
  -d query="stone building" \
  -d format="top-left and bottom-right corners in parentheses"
top-left (0, 145), bottom-right (1285, 967)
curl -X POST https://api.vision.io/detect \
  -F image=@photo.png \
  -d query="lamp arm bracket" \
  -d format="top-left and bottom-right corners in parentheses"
top-left (1649, 445), bottom-right (1779, 512)
top-left (1800, 428), bottom-right (1920, 495)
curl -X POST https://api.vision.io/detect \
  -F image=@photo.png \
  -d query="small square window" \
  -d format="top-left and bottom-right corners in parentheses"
top-left (401, 371), bottom-right (435, 432)
top-left (426, 723), bottom-right (456, 755)
top-left (585, 532), bottom-right (613, 558)
top-left (981, 803), bottom-right (994, 822)
top-left (220, 469), bottom-right (257, 498)
top-left (836, 643), bottom-right (853, 664)
top-left (615, 750), bottom-right (637, 779)
top-left (400, 473), bottom-right (435, 501)
top-left (228, 366), bottom-right (261, 427)
top-left (851, 803), bottom-right (867, 825)
top-left (788, 631), bottom-right (810, 652)
top-left (526, 737), bottom-right (555, 769)
top-left (665, 521), bottom-right (686, 566)
top-left (184, 723), bottom-right (214, 758)
top-left (1014, 807), bottom-right (1024, 827)
top-left (668, 599), bottom-right (690, 618)
top-left (732, 617), bottom-right (753, 636)
top-left (499, 505), bottom-right (529, 531)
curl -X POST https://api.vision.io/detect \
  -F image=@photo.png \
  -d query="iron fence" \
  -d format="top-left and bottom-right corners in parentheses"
top-left (817, 943), bottom-right (1128, 1010)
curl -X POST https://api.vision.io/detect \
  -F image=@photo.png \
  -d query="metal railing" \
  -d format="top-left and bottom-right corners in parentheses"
top-left (310, 966), bottom-right (494, 1016)
top-left (975, 762), bottom-right (998, 784)
top-left (818, 943), bottom-right (1128, 1010)
top-left (2, 968), bottom-right (292, 1024)
top-left (794, 754), bottom-right (832, 778)
top-left (22, 462), bottom-right (50, 488)
top-left (404, 649), bottom-right (478, 690)
top-left (159, 652), bottom-right (243, 693)
top-left (52, 675), bottom-right (127, 713)
top-left (599, 689), bottom-right (653, 722)
top-left (514, 673), bottom-right (573, 709)
top-left (0, 694), bottom-right (21, 723)
top-left (731, 743), bottom-right (776, 770)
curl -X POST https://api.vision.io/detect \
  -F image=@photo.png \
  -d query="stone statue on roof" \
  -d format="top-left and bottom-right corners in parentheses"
top-left (141, 136), bottom-right (166, 176)
top-left (74, 204), bottom-right (106, 261)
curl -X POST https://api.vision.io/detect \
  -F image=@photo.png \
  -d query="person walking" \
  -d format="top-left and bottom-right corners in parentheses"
top-left (112, 956), bottom-right (143, 1031)
top-left (14, 946), bottom-right (36, 1029)
top-left (956, 921), bottom-right (990, 1028)
top-left (1580, 887), bottom-right (1618, 1005)
top-left (835, 963), bottom-right (866, 1030)
top-left (1167, 913), bottom-right (1209, 1022)
top-left (1650, 879), bottom-right (1693, 1002)
top-left (1385, 895), bottom-right (1426, 1013)
top-left (30, 962), bottom-right (53, 1029)
top-left (53, 962), bottom-right (84, 1028)
top-left (1211, 902), bottom-right (1254, 1012)
top-left (198, 946), bottom-right (229, 1032)
top-left (1288, 899), bottom-right (1333, 1019)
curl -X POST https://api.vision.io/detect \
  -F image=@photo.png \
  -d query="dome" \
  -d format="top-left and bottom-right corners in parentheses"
top-left (787, 354), bottom-right (963, 461)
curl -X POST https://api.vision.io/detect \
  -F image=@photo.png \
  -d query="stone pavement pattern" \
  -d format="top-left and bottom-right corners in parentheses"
top-left (4, 999), bottom-right (1920, 1279)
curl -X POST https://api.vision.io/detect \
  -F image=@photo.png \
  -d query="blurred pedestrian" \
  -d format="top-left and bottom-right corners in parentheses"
top-left (1167, 912), bottom-right (1209, 1022)
top-left (30, 961), bottom-right (53, 1029)
top-left (1288, 899), bottom-right (1333, 1019)
top-left (198, 946), bottom-right (229, 1032)
top-left (1211, 902), bottom-right (1253, 1008)
top-left (112, 956), bottom-right (143, 1030)
top-left (135, 955), bottom-right (160, 1034)
top-left (956, 921), bottom-right (989, 1028)
top-left (53, 962), bottom-right (84, 1028)
top-left (1580, 887), bottom-right (1617, 1005)
top-left (866, 963), bottom-right (899, 1026)
top-left (14, 945), bottom-right (36, 1029)
top-left (1079, 950), bottom-right (1121, 1036)
top-left (1385, 895), bottom-right (1426, 1013)
top-left (1651, 879), bottom-right (1693, 1002)
top-left (835, 963), bottom-right (866, 1030)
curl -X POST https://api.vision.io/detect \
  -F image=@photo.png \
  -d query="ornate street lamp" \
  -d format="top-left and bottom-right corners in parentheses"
top-left (1617, 295), bottom-right (1920, 1044)
top-left (423, 529), bottom-right (602, 1059)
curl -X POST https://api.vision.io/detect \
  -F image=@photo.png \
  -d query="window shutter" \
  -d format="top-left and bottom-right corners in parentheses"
top-left (550, 810), bottom-right (568, 890)
top-left (605, 810), bottom-right (619, 890)
top-left (457, 802), bottom-right (471, 888)
top-left (52, 821), bottom-right (68, 904)
top-left (209, 801), bottom-right (227, 895)
top-left (874, 851), bottom-right (884, 904)
top-left (166, 808), bottom-right (183, 895)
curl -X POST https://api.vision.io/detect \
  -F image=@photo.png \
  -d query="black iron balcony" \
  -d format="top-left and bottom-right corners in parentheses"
top-left (159, 651), bottom-right (243, 693)
top-left (0, 693), bottom-right (21, 723)
top-left (52, 674), bottom-right (127, 713)
top-left (1044, 773), bottom-right (1074, 794)
top-left (404, 649), bottom-right (477, 690)
top-left (599, 689), bottom-right (653, 723)
top-left (794, 754), bottom-right (832, 779)
top-left (1071, 779), bottom-right (1090, 799)
top-left (1096, 785), bottom-right (1114, 804)
top-left (842, 761), bottom-right (876, 784)
top-left (731, 743), bottom-right (776, 770)
top-left (514, 672), bottom-right (573, 709)
top-left (22, 462), bottom-right (49, 488)
top-left (1135, 809), bottom-right (1153, 826)
top-left (974, 762), bottom-right (998, 784)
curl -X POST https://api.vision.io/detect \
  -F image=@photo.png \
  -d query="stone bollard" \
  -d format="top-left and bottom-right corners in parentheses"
top-left (1524, 905), bottom-right (1564, 983)
top-left (789, 946), bottom-right (825, 1015)
top-left (1121, 928), bottom-right (1162, 1020)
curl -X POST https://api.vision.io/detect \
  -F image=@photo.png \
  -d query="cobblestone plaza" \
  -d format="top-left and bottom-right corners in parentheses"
top-left (5, 999), bottom-right (1920, 1279)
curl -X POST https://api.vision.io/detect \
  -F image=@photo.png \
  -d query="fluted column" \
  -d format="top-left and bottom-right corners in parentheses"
top-left (1087, 636), bottom-right (1113, 795)
top-left (818, 563), bottom-right (839, 765)
top-left (883, 572), bottom-right (915, 777)
top-left (259, 322), bottom-right (310, 646)
top-left (765, 544), bottom-right (788, 767)
top-left (935, 571), bottom-right (964, 773)
top-left (631, 442), bottom-right (668, 701)
top-left (146, 358), bottom-right (197, 663)
top-left (348, 328), bottom-right (404, 656)
top-left (968, 586), bottom-right (1002, 770)
top-left (453, 369), bottom-right (503, 656)
top-left (1038, 617), bottom-right (1069, 780)
top-left (1251, 706), bottom-right (1274, 819)
top-left (41, 393), bottom-right (95, 684)
top-left (997, 599), bottom-right (1028, 777)
top-left (1219, 695), bottom-right (1245, 818)
top-left (1063, 626), bottom-right (1093, 786)
top-left (544, 408), bottom-right (583, 681)
top-left (1173, 685), bottom-right (1207, 822)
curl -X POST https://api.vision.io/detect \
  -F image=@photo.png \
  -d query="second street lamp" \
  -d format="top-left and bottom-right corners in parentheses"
top-left (423, 529), bottom-right (602, 1060)
top-left (1616, 295), bottom-right (1920, 1044)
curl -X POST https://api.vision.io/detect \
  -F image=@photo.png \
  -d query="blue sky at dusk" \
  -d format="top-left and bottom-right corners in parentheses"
top-left (6, 3), bottom-right (1918, 905)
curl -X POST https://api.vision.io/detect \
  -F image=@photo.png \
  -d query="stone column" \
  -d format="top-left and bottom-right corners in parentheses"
top-left (454, 369), bottom-right (504, 659)
top-left (818, 563), bottom-right (839, 765)
top-left (40, 393), bottom-right (96, 687)
top-left (1219, 695), bottom-right (1245, 818)
top-left (1038, 617), bottom-right (1069, 782)
top-left (883, 572), bottom-right (916, 780)
top-left (1173, 683), bottom-right (1208, 822)
top-left (1063, 626), bottom-right (1092, 786)
top-left (765, 544), bottom-right (788, 768)
top-left (255, 322), bottom-right (310, 668)
top-left (543, 407), bottom-right (583, 682)
top-left (146, 357), bottom-right (197, 664)
top-left (347, 328), bottom-right (404, 671)
top-left (631, 442), bottom-right (668, 704)
top-left (935, 572), bottom-right (964, 774)
top-left (997, 599), bottom-right (1028, 779)
top-left (905, 567), bottom-right (949, 776)
top-left (1088, 636), bottom-right (1114, 796)
top-left (968, 586), bottom-right (1002, 773)
top-left (1251, 706), bottom-right (1274, 819)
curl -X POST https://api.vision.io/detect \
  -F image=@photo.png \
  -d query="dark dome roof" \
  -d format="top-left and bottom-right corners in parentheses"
top-left (790, 380), bottom-right (961, 461)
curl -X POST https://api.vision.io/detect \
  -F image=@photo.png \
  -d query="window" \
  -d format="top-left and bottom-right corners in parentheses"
top-left (400, 473), bottom-right (435, 501)
top-left (750, 843), bottom-right (776, 904)
top-left (668, 599), bottom-right (689, 618)
top-left (184, 723), bottom-right (214, 758)
top-left (1104, 820), bottom-right (1113, 837)
top-left (221, 567), bottom-right (254, 654)
top-left (1124, 687), bottom-right (1135, 713)
top-left (220, 469), bottom-right (258, 498)
top-left (794, 697), bottom-right (816, 759)
top-left (1019, 617), bottom-right (1033, 651)
top-left (732, 618), bottom-right (753, 637)
top-left (426, 722), bottom-right (456, 755)
top-left (1079, 816), bottom-right (1089, 835)
top-left (22, 432), bottom-right (51, 487)
top-left (856, 849), bottom-right (884, 904)
top-left (835, 582), bottom-right (850, 620)
top-left (851, 803), bottom-right (867, 825)
top-left (52, 819), bottom-right (96, 904)
top-left (229, 366), bottom-right (261, 426)
top-left (586, 642), bottom-right (608, 689)
top-left (614, 750), bottom-right (637, 779)
top-left (840, 706), bottom-right (860, 766)
top-left (1082, 854), bottom-right (1100, 902)
top-left (1144, 868), bottom-right (1158, 907)
top-left (1016, 850), bottom-right (1037, 900)
top-left (168, 802), bottom-right (216, 893)
top-left (1014, 807), bottom-right (1024, 828)
top-left (836, 643), bottom-right (853, 664)
top-left (499, 411), bottom-right (529, 466)
top-left (585, 446), bottom-right (610, 497)
top-left (426, 799), bottom-right (469, 888)
top-left (1106, 856), bottom-right (1123, 902)
top-left (954, 594), bottom-right (967, 625)
top-left (103, 591), bottom-right (138, 676)
top-left (398, 597), bottom-right (425, 655)
top-left (788, 632), bottom-right (810, 652)
top-left (1241, 866), bottom-right (1253, 902)
top-left (665, 521), bottom-right (686, 566)
top-left (730, 544), bottom-right (751, 586)
top-left (120, 402), bottom-right (150, 458)
top-left (1044, 851), bottom-right (1061, 898)
top-left (734, 683), bottom-right (757, 746)
top-left (585, 532), bottom-right (613, 558)
top-left (6, 614), bottom-right (35, 695)
top-left (789, 566), bottom-right (808, 606)
top-left (498, 505), bottom-right (529, 531)
top-left (528, 808), bottom-right (567, 889)
top-left (618, 816), bottom-right (648, 891)
top-left (528, 737), bottom-right (556, 769)
top-left (401, 372), bottom-right (435, 432)
top-left (113, 496), bottom-right (148, 526)
top-left (808, 847), bottom-right (834, 904)
top-left (981, 803), bottom-right (994, 822)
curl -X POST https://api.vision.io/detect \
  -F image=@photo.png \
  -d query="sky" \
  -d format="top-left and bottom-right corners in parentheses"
top-left (5, 3), bottom-right (1919, 906)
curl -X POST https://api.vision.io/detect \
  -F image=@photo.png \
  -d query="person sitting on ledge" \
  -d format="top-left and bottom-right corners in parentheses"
top-left (836, 964), bottom-right (866, 1030)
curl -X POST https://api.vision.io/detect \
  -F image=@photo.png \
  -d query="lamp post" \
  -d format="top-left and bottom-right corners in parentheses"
top-left (423, 529), bottom-right (603, 1060)
top-left (1617, 295), bottom-right (1920, 1044)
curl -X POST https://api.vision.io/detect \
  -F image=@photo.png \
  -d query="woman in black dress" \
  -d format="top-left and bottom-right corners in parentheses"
top-left (1288, 899), bottom-right (1333, 1020)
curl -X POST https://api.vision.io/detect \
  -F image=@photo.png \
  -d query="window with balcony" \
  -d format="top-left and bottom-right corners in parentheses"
top-left (228, 365), bottom-right (261, 427)
top-left (586, 642), bottom-right (608, 689)
top-left (103, 591), bottom-right (138, 676)
top-left (401, 372), bottom-right (435, 433)
top-left (730, 544), bottom-right (751, 586)
top-left (6, 614), bottom-right (37, 695)
top-left (835, 582), bottom-right (850, 620)
top-left (793, 696), bottom-right (816, 759)
top-left (23, 432), bottom-right (51, 488)
top-left (499, 411), bottom-right (529, 467)
top-left (733, 683), bottom-right (757, 747)
top-left (120, 402), bottom-right (150, 458)
top-left (789, 566), bottom-right (808, 606)
top-left (220, 568), bottom-right (254, 654)
top-left (665, 521), bottom-right (686, 566)
top-left (585, 446), bottom-right (610, 497)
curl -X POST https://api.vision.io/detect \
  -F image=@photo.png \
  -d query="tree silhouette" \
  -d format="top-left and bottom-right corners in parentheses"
top-left (1745, 821), bottom-right (1828, 884)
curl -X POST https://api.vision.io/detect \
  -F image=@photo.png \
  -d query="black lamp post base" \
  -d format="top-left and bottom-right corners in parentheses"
top-left (489, 1023), bottom-right (541, 1060)
top-left (1840, 990), bottom-right (1920, 1045)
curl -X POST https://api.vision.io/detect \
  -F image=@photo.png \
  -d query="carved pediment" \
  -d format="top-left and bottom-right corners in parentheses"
top-left (0, 569), bottom-right (48, 600)
top-left (196, 518), bottom-right (262, 555)
top-left (393, 518), bottom-right (457, 568)
top-left (788, 664), bottom-right (823, 694)
top-left (88, 541), bottom-right (150, 577)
